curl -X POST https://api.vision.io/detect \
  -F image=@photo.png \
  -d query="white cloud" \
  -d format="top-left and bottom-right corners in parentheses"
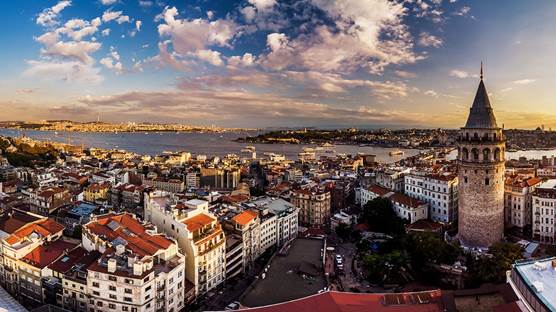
top-left (228, 53), bottom-right (256, 67)
top-left (136, 20), bottom-right (142, 31)
top-left (101, 0), bottom-right (118, 5)
top-left (193, 50), bottom-right (224, 66)
top-left (449, 69), bottom-right (477, 79)
top-left (258, 0), bottom-right (422, 74)
top-left (101, 28), bottom-right (111, 36)
top-left (36, 0), bottom-right (72, 27)
top-left (24, 60), bottom-right (103, 84)
top-left (424, 90), bottom-right (439, 97)
top-left (394, 70), bottom-right (417, 79)
top-left (454, 6), bottom-right (471, 16)
top-left (157, 6), bottom-right (240, 55)
top-left (102, 10), bottom-right (129, 23)
top-left (35, 30), bottom-right (102, 64)
top-left (248, 0), bottom-right (276, 11)
top-left (418, 32), bottom-right (443, 48)
top-left (513, 79), bottom-right (536, 85)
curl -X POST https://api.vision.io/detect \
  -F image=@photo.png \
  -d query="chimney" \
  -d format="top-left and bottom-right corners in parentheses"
top-left (115, 244), bottom-right (125, 255)
top-left (107, 258), bottom-right (117, 273)
top-left (133, 262), bottom-right (143, 276)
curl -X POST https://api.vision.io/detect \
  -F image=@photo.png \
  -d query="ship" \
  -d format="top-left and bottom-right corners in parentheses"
top-left (389, 150), bottom-right (404, 156)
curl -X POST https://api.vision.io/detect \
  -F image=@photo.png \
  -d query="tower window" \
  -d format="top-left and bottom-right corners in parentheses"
top-left (485, 178), bottom-right (490, 185)
top-left (464, 177), bottom-right (468, 183)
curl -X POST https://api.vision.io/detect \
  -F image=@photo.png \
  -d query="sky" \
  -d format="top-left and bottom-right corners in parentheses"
top-left (0, 0), bottom-right (555, 129)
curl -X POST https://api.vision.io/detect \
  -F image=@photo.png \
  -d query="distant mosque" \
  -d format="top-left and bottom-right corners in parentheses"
top-left (457, 63), bottom-right (506, 247)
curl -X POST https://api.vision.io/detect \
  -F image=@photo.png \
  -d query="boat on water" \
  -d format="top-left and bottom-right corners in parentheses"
top-left (321, 142), bottom-right (334, 147)
top-left (389, 150), bottom-right (404, 156)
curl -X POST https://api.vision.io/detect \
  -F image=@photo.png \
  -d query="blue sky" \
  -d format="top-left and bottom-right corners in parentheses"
top-left (0, 0), bottom-right (555, 128)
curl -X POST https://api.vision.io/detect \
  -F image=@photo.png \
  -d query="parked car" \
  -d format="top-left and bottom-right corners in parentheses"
top-left (225, 302), bottom-right (240, 310)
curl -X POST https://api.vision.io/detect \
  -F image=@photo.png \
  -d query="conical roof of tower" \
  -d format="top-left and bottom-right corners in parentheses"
top-left (464, 66), bottom-right (498, 128)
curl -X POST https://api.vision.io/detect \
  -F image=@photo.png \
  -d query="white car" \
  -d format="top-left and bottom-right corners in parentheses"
top-left (225, 302), bottom-right (240, 310)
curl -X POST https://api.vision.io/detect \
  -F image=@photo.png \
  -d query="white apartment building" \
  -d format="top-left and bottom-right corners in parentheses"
top-left (532, 180), bottom-right (556, 244)
top-left (144, 193), bottom-right (226, 295)
top-left (504, 175), bottom-right (542, 229)
top-left (231, 210), bottom-right (260, 268)
top-left (404, 172), bottom-right (459, 223)
top-left (83, 213), bottom-right (186, 312)
top-left (376, 168), bottom-right (408, 192)
top-left (186, 172), bottom-right (200, 189)
top-left (360, 184), bottom-right (393, 208)
top-left (250, 197), bottom-right (298, 247)
top-left (389, 193), bottom-right (428, 224)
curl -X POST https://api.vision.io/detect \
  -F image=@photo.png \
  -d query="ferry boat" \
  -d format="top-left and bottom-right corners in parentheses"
top-left (389, 150), bottom-right (404, 156)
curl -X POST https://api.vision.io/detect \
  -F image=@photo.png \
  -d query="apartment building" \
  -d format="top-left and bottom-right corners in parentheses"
top-left (230, 210), bottom-right (260, 269)
top-left (291, 188), bottom-right (331, 228)
top-left (84, 182), bottom-right (111, 203)
top-left (0, 212), bottom-right (64, 296)
top-left (404, 172), bottom-right (459, 223)
top-left (375, 168), bottom-right (407, 192)
top-left (18, 239), bottom-right (78, 306)
top-left (389, 193), bottom-right (428, 224)
top-left (141, 176), bottom-right (185, 193)
top-left (532, 180), bottom-right (556, 244)
top-left (504, 175), bottom-right (542, 230)
top-left (144, 193), bottom-right (226, 295)
top-left (83, 213), bottom-right (186, 312)
top-left (360, 184), bottom-right (393, 208)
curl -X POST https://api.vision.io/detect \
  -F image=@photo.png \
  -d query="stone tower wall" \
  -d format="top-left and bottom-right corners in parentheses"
top-left (457, 129), bottom-right (505, 247)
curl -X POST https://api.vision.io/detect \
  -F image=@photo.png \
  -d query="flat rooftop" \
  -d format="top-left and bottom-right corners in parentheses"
top-left (514, 257), bottom-right (556, 311)
top-left (241, 238), bottom-right (326, 308)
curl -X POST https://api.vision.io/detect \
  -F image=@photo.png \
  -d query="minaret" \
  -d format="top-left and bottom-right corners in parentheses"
top-left (457, 63), bottom-right (505, 247)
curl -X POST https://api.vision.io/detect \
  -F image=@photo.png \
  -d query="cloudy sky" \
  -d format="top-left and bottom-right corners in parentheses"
top-left (0, 0), bottom-right (555, 129)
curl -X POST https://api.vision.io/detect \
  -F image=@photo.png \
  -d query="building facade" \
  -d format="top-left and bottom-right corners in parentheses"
top-left (532, 180), bottom-right (556, 244)
top-left (457, 67), bottom-right (506, 247)
top-left (291, 189), bottom-right (331, 228)
top-left (405, 172), bottom-right (458, 223)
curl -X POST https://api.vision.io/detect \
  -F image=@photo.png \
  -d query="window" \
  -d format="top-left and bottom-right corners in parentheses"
top-left (108, 276), bottom-right (117, 282)
top-left (485, 178), bottom-right (490, 185)
top-left (464, 177), bottom-right (468, 184)
top-left (109, 286), bottom-right (116, 291)
top-left (92, 282), bottom-right (99, 288)
top-left (124, 297), bottom-right (133, 302)
top-left (109, 294), bottom-right (117, 300)
top-left (109, 304), bottom-right (116, 309)
top-left (124, 288), bottom-right (132, 294)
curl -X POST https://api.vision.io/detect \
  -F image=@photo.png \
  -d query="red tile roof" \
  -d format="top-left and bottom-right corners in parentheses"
top-left (85, 213), bottom-right (173, 258)
top-left (233, 210), bottom-right (258, 226)
top-left (23, 240), bottom-right (78, 269)
top-left (368, 184), bottom-right (392, 197)
top-left (183, 213), bottom-right (215, 232)
top-left (390, 193), bottom-right (425, 209)
top-left (4, 218), bottom-right (64, 245)
top-left (238, 290), bottom-right (444, 312)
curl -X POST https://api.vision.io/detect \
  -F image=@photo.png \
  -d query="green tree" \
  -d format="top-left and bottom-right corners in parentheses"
top-left (361, 198), bottom-right (406, 235)
top-left (467, 242), bottom-right (523, 286)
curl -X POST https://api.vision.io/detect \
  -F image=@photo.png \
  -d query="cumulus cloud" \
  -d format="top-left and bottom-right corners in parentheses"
top-left (99, 47), bottom-right (124, 74)
top-left (193, 49), bottom-right (224, 66)
top-left (102, 10), bottom-right (130, 24)
top-left (36, 0), bottom-right (71, 27)
top-left (101, 0), bottom-right (118, 5)
top-left (418, 32), bottom-right (443, 48)
top-left (157, 6), bottom-right (240, 55)
top-left (136, 20), bottom-right (142, 31)
top-left (258, 0), bottom-right (422, 74)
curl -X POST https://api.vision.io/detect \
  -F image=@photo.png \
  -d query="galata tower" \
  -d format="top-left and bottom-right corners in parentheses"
top-left (457, 63), bottom-right (505, 248)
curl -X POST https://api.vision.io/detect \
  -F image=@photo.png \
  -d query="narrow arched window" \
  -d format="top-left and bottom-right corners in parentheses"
top-left (472, 148), bottom-right (479, 160)
top-left (462, 148), bottom-right (469, 160)
top-left (483, 148), bottom-right (491, 161)
top-left (494, 148), bottom-right (501, 161)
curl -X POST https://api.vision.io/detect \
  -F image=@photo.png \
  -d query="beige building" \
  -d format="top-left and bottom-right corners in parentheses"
top-left (457, 67), bottom-right (506, 248)
top-left (0, 212), bottom-right (64, 296)
top-left (83, 213), bottom-right (186, 312)
top-left (504, 175), bottom-right (542, 230)
top-left (291, 189), bottom-right (331, 228)
top-left (144, 193), bottom-right (226, 295)
top-left (532, 180), bottom-right (556, 244)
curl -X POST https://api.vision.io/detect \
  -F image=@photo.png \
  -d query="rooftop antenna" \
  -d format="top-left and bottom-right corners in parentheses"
top-left (480, 61), bottom-right (484, 80)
